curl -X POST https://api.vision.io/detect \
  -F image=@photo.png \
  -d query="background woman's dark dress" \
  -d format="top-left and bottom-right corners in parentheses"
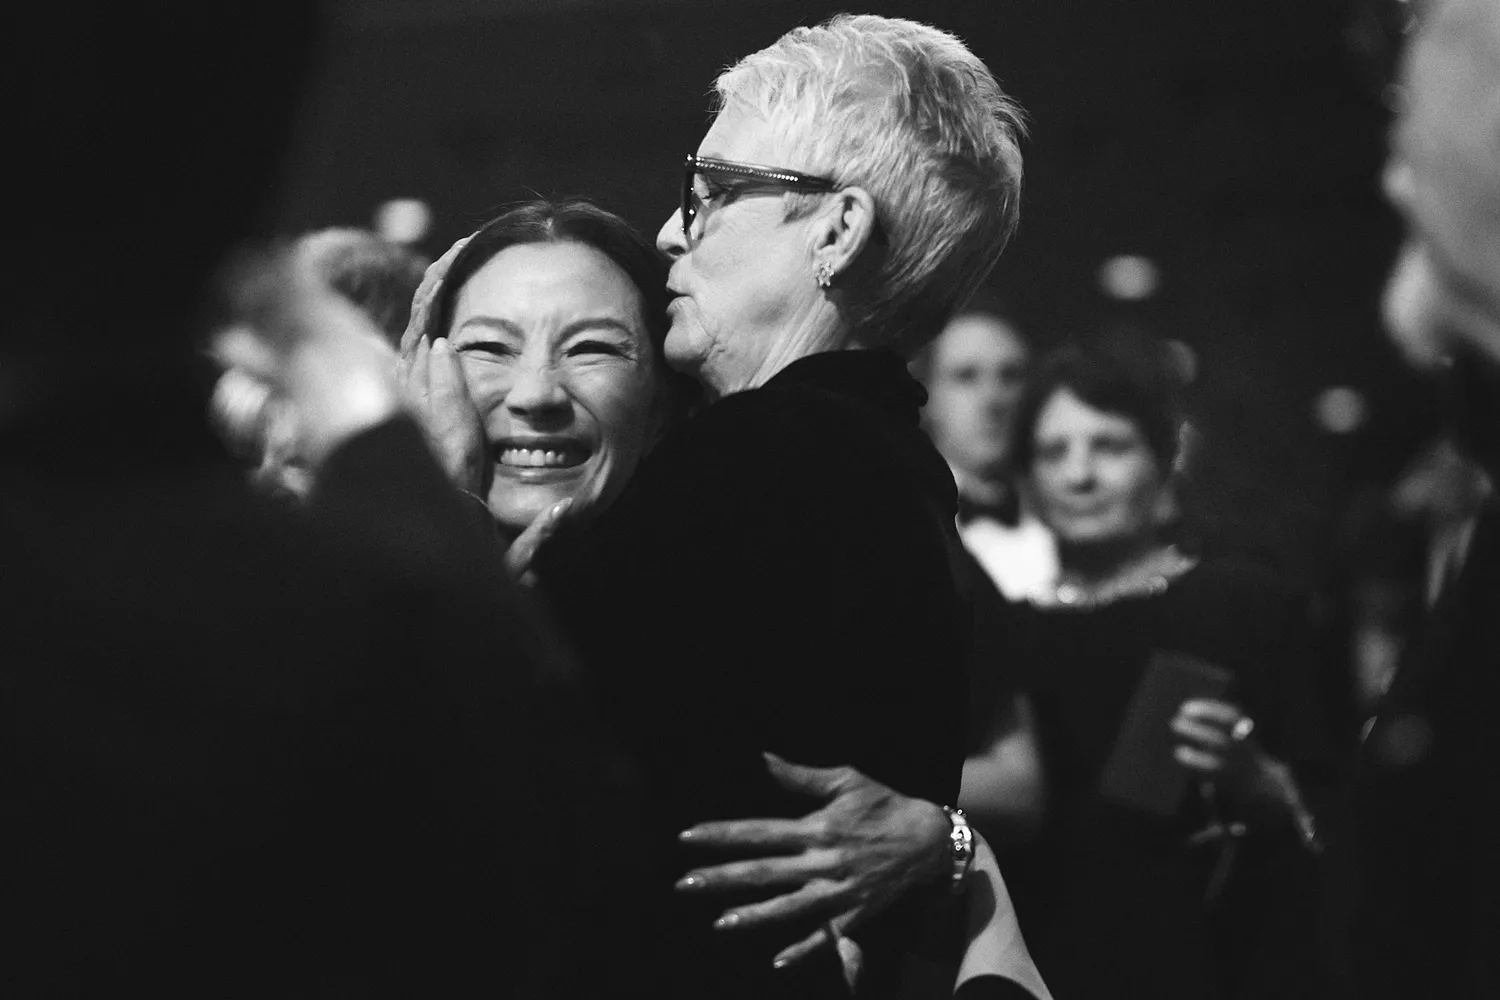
top-left (999, 560), bottom-right (1333, 1000)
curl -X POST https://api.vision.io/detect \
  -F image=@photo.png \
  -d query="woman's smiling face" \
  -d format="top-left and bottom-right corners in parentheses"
top-left (447, 241), bottom-right (665, 535)
top-left (1029, 388), bottom-right (1167, 549)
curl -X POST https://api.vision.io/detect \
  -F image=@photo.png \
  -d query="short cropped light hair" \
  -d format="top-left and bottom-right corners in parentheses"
top-left (716, 14), bottom-right (1026, 354)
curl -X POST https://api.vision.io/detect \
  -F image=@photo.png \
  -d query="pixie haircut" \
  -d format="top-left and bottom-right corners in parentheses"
top-left (1011, 338), bottom-right (1185, 475)
top-left (715, 14), bottom-right (1027, 355)
top-left (424, 199), bottom-right (698, 419)
top-left (296, 228), bottom-right (428, 346)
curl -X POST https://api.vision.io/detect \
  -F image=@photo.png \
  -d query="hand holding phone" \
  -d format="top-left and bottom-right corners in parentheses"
top-left (1170, 698), bottom-right (1257, 777)
top-left (1098, 650), bottom-right (1233, 816)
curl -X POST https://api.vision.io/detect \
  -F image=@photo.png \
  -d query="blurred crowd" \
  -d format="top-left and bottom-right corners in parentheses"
top-left (6, 2), bottom-right (1499, 999)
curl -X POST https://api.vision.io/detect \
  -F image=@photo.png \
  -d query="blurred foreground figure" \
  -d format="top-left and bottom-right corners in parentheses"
top-left (297, 227), bottom-right (430, 348)
top-left (1359, 0), bottom-right (1500, 995)
top-left (3, 5), bottom-right (637, 996)
top-left (1390, 435), bottom-right (1493, 610)
top-left (211, 228), bottom-right (427, 501)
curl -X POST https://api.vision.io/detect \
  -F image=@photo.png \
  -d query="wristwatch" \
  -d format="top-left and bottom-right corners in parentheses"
top-left (942, 806), bottom-right (975, 894)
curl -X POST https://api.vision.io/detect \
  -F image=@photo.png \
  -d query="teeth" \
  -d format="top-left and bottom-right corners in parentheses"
top-left (499, 447), bottom-right (579, 468)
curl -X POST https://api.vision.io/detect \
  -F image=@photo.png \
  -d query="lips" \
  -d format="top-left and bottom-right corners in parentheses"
top-left (1053, 505), bottom-right (1111, 520)
top-left (494, 438), bottom-right (589, 470)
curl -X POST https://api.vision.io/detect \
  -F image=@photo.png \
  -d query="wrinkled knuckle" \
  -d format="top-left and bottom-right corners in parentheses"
top-left (813, 876), bottom-right (848, 900)
top-left (808, 818), bottom-right (836, 846)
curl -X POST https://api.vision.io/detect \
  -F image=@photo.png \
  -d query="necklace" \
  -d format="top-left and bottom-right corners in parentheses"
top-left (1036, 545), bottom-right (1198, 610)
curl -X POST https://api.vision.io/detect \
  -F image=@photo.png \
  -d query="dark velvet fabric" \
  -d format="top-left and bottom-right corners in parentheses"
top-left (999, 561), bottom-right (1335, 1000)
top-left (958, 546), bottom-right (1026, 757)
top-left (0, 377), bottom-right (644, 997)
top-left (539, 349), bottom-right (969, 998)
top-left (953, 975), bottom-right (1041, 1000)
top-left (1355, 498), bottom-right (1500, 1000)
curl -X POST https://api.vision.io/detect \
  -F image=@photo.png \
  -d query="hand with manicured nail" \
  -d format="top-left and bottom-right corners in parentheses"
top-left (675, 752), bottom-right (950, 972)
top-left (502, 497), bottom-right (572, 586)
top-left (394, 236), bottom-right (489, 496)
top-left (397, 235), bottom-right (472, 363)
top-left (406, 335), bottom-right (490, 495)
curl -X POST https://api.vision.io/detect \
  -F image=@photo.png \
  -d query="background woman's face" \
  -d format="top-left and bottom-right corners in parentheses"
top-left (447, 241), bottom-right (663, 533)
top-left (1029, 389), bottom-right (1166, 548)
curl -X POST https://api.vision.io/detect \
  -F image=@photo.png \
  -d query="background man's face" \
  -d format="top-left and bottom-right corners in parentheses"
top-left (925, 314), bottom-right (1031, 481)
top-left (1383, 0), bottom-right (1500, 369)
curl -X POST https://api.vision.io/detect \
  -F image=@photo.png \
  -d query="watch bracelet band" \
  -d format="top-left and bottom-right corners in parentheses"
top-left (942, 805), bottom-right (975, 894)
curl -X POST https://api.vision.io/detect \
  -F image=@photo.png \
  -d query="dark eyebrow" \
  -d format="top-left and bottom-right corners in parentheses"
top-left (560, 318), bottom-right (639, 340)
top-left (454, 316), bottom-right (524, 339)
top-left (453, 315), bottom-right (641, 346)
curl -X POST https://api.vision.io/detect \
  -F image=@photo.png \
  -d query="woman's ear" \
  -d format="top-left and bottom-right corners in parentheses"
top-left (810, 186), bottom-right (879, 282)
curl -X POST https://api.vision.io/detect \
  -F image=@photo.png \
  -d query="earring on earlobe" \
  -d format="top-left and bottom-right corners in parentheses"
top-left (816, 262), bottom-right (834, 289)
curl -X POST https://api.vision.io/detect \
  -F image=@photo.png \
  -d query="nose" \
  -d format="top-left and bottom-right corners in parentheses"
top-left (980, 377), bottom-right (1012, 415)
top-left (505, 360), bottom-right (570, 424)
top-left (1059, 447), bottom-right (1096, 490)
top-left (657, 209), bottom-right (688, 258)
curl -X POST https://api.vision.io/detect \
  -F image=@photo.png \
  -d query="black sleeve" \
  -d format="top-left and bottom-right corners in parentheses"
top-left (953, 975), bottom-right (1041, 1000)
top-left (958, 546), bottom-right (1025, 755)
top-left (543, 390), bottom-right (966, 804)
top-left (301, 416), bottom-right (653, 994)
top-left (313, 418), bottom-right (508, 583)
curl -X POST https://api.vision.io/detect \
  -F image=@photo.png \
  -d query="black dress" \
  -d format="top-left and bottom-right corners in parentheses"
top-left (540, 349), bottom-right (969, 999)
top-left (1007, 560), bottom-right (1333, 1000)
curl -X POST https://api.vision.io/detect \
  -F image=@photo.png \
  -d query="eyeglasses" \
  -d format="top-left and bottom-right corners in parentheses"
top-left (680, 153), bottom-right (838, 240)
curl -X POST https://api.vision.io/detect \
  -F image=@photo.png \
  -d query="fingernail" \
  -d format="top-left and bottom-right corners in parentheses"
top-left (714, 913), bottom-right (741, 931)
top-left (674, 874), bottom-right (703, 891)
top-left (772, 958), bottom-right (789, 970)
top-left (549, 498), bottom-right (573, 519)
top-left (677, 828), bottom-right (697, 842)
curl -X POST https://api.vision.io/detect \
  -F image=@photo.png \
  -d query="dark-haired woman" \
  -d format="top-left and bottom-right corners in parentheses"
top-left (398, 199), bottom-right (698, 553)
top-left (963, 340), bottom-right (1334, 999)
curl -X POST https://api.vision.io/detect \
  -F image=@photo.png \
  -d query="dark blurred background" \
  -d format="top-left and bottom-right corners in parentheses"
top-left (274, 0), bottom-right (1425, 588)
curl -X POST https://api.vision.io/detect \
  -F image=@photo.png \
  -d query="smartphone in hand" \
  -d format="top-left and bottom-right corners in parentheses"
top-left (1098, 650), bottom-right (1233, 816)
